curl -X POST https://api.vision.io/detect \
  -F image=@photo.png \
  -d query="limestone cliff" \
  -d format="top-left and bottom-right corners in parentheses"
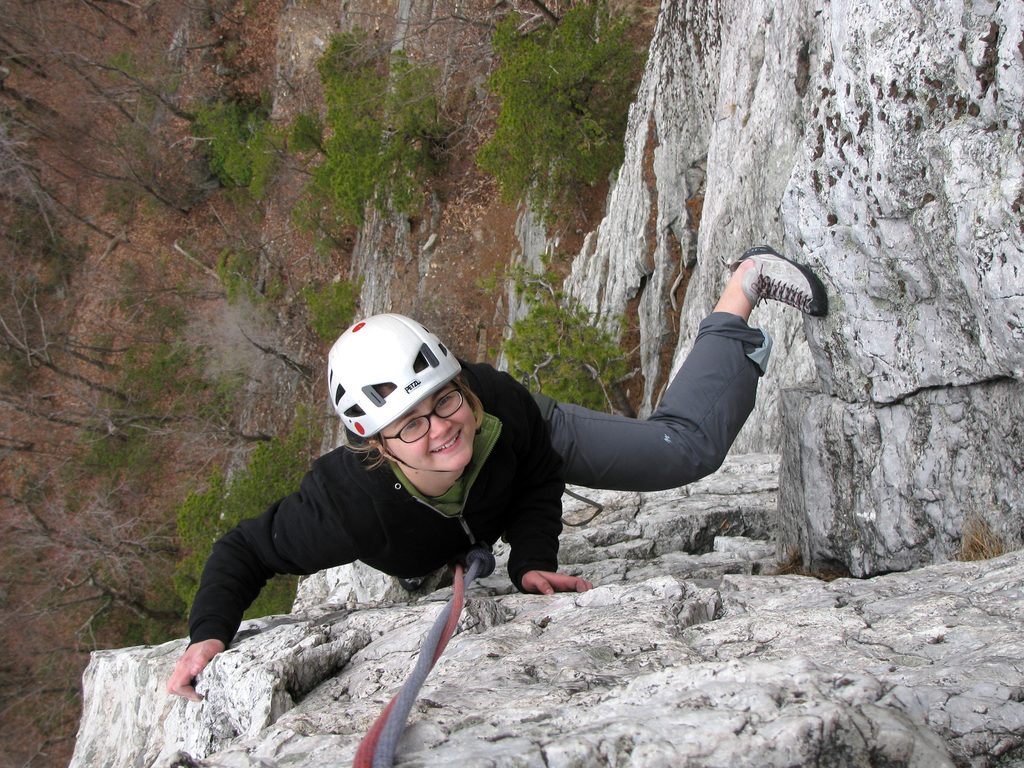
top-left (779, 0), bottom-right (1024, 576)
top-left (560, 0), bottom-right (1023, 576)
top-left (71, 459), bottom-right (1024, 767)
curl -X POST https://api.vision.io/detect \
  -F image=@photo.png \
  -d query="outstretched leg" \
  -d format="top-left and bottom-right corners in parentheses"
top-left (542, 246), bottom-right (827, 491)
top-left (543, 312), bottom-right (764, 490)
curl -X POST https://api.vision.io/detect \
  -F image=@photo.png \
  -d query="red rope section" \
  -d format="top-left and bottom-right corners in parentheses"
top-left (352, 562), bottom-right (467, 768)
top-left (431, 564), bottom-right (465, 662)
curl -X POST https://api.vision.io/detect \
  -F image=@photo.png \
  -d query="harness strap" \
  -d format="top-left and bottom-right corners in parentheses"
top-left (562, 487), bottom-right (604, 527)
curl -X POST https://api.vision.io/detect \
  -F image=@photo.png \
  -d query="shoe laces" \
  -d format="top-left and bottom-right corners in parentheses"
top-left (753, 272), bottom-right (814, 313)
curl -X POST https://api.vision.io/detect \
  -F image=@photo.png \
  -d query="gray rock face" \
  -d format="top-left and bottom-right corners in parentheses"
top-left (778, 0), bottom-right (1024, 575)
top-left (70, 456), bottom-right (1024, 767)
top-left (350, 206), bottom-right (414, 317)
top-left (564, 0), bottom-right (821, 446)
top-left (780, 380), bottom-right (1024, 577)
top-left (788, 0), bottom-right (1024, 404)
top-left (562, 0), bottom-right (1022, 575)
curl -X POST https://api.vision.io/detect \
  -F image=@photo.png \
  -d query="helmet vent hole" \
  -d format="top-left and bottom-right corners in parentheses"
top-left (334, 383), bottom-right (345, 406)
top-left (363, 383), bottom-right (396, 407)
top-left (414, 343), bottom-right (440, 373)
top-left (344, 404), bottom-right (365, 418)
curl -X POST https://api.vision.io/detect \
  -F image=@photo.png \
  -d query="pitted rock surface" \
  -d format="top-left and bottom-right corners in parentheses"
top-left (71, 456), bottom-right (1024, 767)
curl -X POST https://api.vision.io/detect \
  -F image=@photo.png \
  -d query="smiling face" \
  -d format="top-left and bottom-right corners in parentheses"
top-left (377, 384), bottom-right (477, 496)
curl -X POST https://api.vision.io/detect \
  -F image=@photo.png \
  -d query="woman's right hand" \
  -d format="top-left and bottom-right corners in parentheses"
top-left (166, 638), bottom-right (226, 701)
top-left (521, 570), bottom-right (593, 595)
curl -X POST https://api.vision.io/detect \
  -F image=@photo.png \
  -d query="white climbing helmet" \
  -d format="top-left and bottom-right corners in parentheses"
top-left (327, 314), bottom-right (461, 437)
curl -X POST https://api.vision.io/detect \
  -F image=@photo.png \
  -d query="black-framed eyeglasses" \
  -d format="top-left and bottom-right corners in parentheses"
top-left (382, 389), bottom-right (465, 443)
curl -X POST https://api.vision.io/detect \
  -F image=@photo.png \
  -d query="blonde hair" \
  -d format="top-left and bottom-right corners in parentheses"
top-left (346, 374), bottom-right (483, 470)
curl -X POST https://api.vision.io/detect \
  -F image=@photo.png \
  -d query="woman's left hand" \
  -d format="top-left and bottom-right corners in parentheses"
top-left (521, 570), bottom-right (592, 595)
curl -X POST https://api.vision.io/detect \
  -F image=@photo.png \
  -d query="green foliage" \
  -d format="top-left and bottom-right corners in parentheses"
top-left (215, 247), bottom-right (285, 304)
top-left (146, 301), bottom-right (188, 334)
top-left (308, 30), bottom-right (447, 225)
top-left (107, 593), bottom-right (181, 647)
top-left (475, 267), bottom-right (503, 297)
top-left (202, 370), bottom-right (245, 424)
top-left (4, 203), bottom-right (85, 290)
top-left (290, 193), bottom-right (351, 259)
top-left (216, 247), bottom-right (259, 303)
top-left (173, 408), bottom-right (321, 618)
top-left (106, 50), bottom-right (142, 77)
top-left (120, 339), bottom-right (198, 408)
top-left (378, 55), bottom-right (446, 213)
top-left (221, 40), bottom-right (243, 66)
top-left (102, 180), bottom-right (143, 224)
top-left (302, 278), bottom-right (361, 341)
top-left (82, 339), bottom-right (216, 479)
top-left (83, 267), bottom-right (237, 481)
top-left (476, 3), bottom-right (646, 218)
top-left (289, 112), bottom-right (324, 153)
top-left (194, 100), bottom-right (278, 198)
top-left (504, 264), bottom-right (627, 411)
top-left (80, 425), bottom-right (156, 478)
top-left (0, 336), bottom-right (32, 391)
top-left (0, 205), bottom-right (85, 387)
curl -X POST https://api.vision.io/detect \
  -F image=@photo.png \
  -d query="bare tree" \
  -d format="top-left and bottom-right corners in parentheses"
top-left (0, 473), bottom-right (182, 767)
top-left (0, 122), bottom-right (56, 236)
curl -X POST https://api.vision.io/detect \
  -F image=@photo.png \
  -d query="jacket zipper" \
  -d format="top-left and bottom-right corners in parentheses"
top-left (413, 496), bottom-right (477, 545)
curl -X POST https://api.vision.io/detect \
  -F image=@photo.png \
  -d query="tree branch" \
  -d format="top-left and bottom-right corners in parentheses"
top-left (238, 326), bottom-right (314, 379)
top-left (523, 0), bottom-right (560, 24)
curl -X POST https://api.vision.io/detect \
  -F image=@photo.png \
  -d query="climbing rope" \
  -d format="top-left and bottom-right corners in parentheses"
top-left (353, 546), bottom-right (496, 768)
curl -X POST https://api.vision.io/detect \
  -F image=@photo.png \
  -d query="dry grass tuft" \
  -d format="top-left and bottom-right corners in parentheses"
top-left (959, 515), bottom-right (1006, 561)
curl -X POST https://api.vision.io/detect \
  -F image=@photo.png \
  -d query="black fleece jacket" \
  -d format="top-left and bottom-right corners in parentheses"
top-left (188, 362), bottom-right (565, 647)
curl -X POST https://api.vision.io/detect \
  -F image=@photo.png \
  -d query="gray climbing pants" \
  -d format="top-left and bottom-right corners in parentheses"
top-left (538, 312), bottom-right (768, 492)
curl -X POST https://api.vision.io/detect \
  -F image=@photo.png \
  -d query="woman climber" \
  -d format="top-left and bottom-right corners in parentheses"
top-left (166, 245), bottom-right (827, 701)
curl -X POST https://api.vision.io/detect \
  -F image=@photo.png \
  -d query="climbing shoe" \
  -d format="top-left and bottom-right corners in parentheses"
top-left (730, 245), bottom-right (828, 316)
